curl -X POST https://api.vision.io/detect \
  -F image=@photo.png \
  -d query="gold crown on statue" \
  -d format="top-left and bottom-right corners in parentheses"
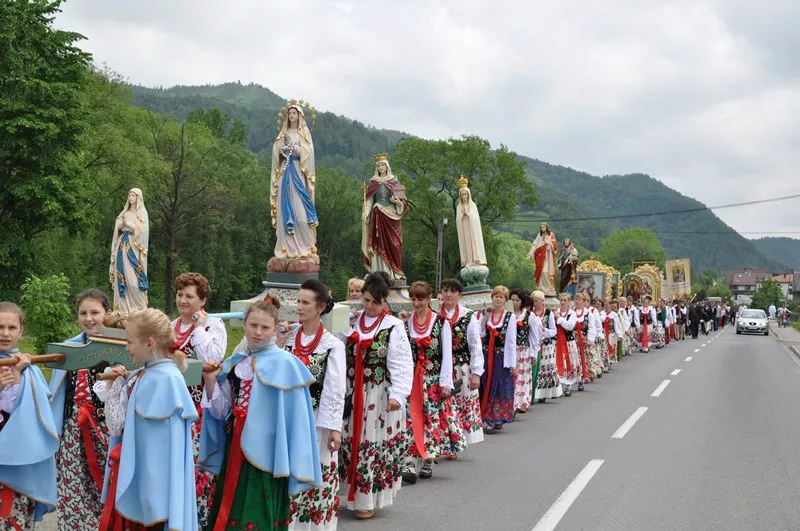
top-left (458, 175), bottom-right (469, 189)
top-left (374, 153), bottom-right (389, 163)
top-left (277, 99), bottom-right (317, 131)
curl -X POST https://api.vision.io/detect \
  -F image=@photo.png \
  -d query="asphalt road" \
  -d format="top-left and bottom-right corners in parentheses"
top-left (40, 325), bottom-right (800, 531)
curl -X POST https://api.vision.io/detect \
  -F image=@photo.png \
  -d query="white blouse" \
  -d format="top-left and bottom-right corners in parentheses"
top-left (340, 313), bottom-right (414, 409)
top-left (641, 306), bottom-right (658, 324)
top-left (484, 311), bottom-right (517, 369)
top-left (407, 315), bottom-right (454, 389)
top-left (514, 310), bottom-right (543, 351)
top-left (574, 308), bottom-right (595, 342)
top-left (534, 309), bottom-right (557, 340)
top-left (442, 305), bottom-right (485, 377)
top-left (171, 317), bottom-right (227, 364)
top-left (606, 311), bottom-right (623, 336)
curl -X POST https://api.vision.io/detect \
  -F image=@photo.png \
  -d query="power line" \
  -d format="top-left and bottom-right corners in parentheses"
top-left (513, 192), bottom-right (800, 223)
top-left (501, 228), bottom-right (800, 235)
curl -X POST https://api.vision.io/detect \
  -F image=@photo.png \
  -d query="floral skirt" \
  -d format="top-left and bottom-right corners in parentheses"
top-left (652, 323), bottom-right (666, 347)
top-left (584, 341), bottom-right (603, 378)
top-left (480, 350), bottom-right (515, 425)
top-left (535, 342), bottom-right (563, 399)
top-left (606, 333), bottom-right (618, 364)
top-left (450, 364), bottom-right (484, 447)
top-left (206, 430), bottom-right (290, 531)
top-left (556, 340), bottom-right (581, 385)
top-left (289, 427), bottom-right (338, 531)
top-left (340, 379), bottom-right (406, 512)
top-left (407, 373), bottom-right (464, 459)
top-left (189, 399), bottom-right (216, 528)
top-left (0, 487), bottom-right (35, 531)
top-left (514, 345), bottom-right (534, 410)
top-left (56, 405), bottom-right (108, 531)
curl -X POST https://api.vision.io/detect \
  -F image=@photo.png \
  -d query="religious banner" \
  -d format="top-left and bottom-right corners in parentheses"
top-left (577, 258), bottom-right (617, 302)
top-left (634, 264), bottom-right (662, 300)
top-left (622, 272), bottom-right (644, 302)
top-left (632, 259), bottom-right (657, 270)
top-left (665, 258), bottom-right (692, 299)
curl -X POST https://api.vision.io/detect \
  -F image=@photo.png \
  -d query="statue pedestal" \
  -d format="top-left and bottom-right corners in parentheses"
top-left (545, 296), bottom-right (560, 310)
top-left (460, 289), bottom-right (492, 311)
top-left (229, 272), bottom-right (350, 333)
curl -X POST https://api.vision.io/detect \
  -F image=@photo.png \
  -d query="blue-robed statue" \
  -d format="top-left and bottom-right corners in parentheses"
top-left (110, 188), bottom-right (149, 316)
top-left (269, 101), bottom-right (320, 273)
top-left (559, 237), bottom-right (579, 296)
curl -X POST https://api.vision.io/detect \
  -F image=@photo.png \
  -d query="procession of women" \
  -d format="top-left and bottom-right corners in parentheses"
top-left (0, 101), bottom-right (701, 531)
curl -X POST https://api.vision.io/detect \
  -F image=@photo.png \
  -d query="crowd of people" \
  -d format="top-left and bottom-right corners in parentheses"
top-left (0, 272), bottom-right (728, 531)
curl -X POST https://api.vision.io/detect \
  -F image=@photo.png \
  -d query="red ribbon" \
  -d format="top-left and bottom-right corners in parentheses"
top-left (555, 326), bottom-right (572, 377)
top-left (603, 319), bottom-right (615, 355)
top-left (213, 407), bottom-right (248, 531)
top-left (0, 485), bottom-right (14, 518)
top-left (575, 321), bottom-right (589, 380)
top-left (99, 444), bottom-right (124, 531)
top-left (408, 337), bottom-right (430, 460)
top-left (77, 403), bottom-right (104, 493)
top-left (641, 313), bottom-right (650, 348)
top-left (480, 328), bottom-right (500, 415)
top-left (346, 335), bottom-right (375, 503)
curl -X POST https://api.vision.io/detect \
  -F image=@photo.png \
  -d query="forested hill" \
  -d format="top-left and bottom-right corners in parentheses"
top-left (130, 82), bottom-right (787, 274)
top-left (752, 237), bottom-right (800, 271)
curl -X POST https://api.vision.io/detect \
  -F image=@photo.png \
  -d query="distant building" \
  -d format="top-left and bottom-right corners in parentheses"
top-left (773, 273), bottom-right (794, 300)
top-left (725, 268), bottom-right (771, 301)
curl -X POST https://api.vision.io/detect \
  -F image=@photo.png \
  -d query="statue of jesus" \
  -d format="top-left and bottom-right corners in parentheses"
top-left (362, 154), bottom-right (408, 282)
top-left (528, 223), bottom-right (558, 297)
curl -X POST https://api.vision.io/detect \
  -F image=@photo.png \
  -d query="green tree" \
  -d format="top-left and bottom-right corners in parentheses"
top-left (19, 274), bottom-right (77, 353)
top-left (751, 279), bottom-right (783, 311)
top-left (487, 230), bottom-right (534, 289)
top-left (695, 269), bottom-right (718, 291)
top-left (707, 283), bottom-right (732, 300)
top-left (0, 0), bottom-right (93, 298)
top-left (597, 228), bottom-right (668, 275)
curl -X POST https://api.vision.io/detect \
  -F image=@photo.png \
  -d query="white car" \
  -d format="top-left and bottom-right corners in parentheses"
top-left (737, 309), bottom-right (769, 336)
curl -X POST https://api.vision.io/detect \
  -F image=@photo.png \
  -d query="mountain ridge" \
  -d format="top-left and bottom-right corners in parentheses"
top-left (129, 82), bottom-right (790, 274)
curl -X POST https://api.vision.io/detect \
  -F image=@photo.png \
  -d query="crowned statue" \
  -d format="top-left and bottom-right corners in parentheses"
top-left (110, 188), bottom-right (149, 319)
top-left (456, 176), bottom-right (490, 290)
top-left (269, 100), bottom-right (320, 274)
top-left (558, 237), bottom-right (579, 296)
top-left (528, 222), bottom-right (558, 297)
top-left (362, 153), bottom-right (408, 282)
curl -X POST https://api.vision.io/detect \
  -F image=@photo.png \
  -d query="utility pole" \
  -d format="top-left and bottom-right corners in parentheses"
top-left (435, 218), bottom-right (449, 290)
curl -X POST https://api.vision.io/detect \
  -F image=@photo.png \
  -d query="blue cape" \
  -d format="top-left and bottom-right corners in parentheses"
top-left (108, 359), bottom-right (198, 530)
top-left (0, 349), bottom-right (59, 521)
top-left (48, 332), bottom-right (85, 437)
top-left (198, 345), bottom-right (322, 495)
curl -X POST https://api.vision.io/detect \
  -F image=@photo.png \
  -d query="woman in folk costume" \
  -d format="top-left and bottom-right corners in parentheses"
top-left (626, 296), bottom-right (640, 350)
top-left (606, 300), bottom-right (624, 363)
top-left (479, 286), bottom-right (518, 433)
top-left (49, 289), bottom-right (111, 531)
top-left (279, 281), bottom-right (345, 531)
top-left (271, 102), bottom-right (319, 264)
top-left (653, 299), bottom-right (667, 349)
top-left (572, 293), bottom-right (592, 389)
top-left (532, 291), bottom-right (562, 402)
top-left (550, 293), bottom-right (581, 396)
top-left (170, 272), bottom-right (227, 526)
top-left (362, 155), bottom-right (409, 282)
top-left (199, 301), bottom-right (321, 531)
top-left (109, 188), bottom-right (149, 318)
top-left (580, 294), bottom-right (603, 379)
top-left (339, 272), bottom-right (413, 520)
top-left (593, 299), bottom-right (610, 372)
top-left (438, 278), bottom-right (485, 454)
top-left (0, 302), bottom-right (59, 530)
top-left (402, 281), bottom-right (461, 484)
top-left (639, 296), bottom-right (657, 352)
top-left (94, 308), bottom-right (197, 531)
top-left (511, 289), bottom-right (535, 413)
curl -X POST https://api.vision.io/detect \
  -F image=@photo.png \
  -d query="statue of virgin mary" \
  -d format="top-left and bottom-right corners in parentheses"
top-left (456, 176), bottom-right (490, 289)
top-left (269, 101), bottom-right (319, 273)
top-left (362, 154), bottom-right (408, 281)
top-left (110, 188), bottom-right (149, 316)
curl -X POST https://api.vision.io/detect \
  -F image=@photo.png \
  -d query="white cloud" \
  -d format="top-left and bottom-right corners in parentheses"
top-left (56, 0), bottom-right (800, 238)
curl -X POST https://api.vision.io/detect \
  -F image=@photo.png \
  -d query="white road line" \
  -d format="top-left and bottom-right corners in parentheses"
top-left (532, 459), bottom-right (605, 531)
top-left (685, 356), bottom-right (693, 361)
top-left (651, 379), bottom-right (671, 397)
top-left (702, 343), bottom-right (707, 347)
top-left (694, 349), bottom-right (699, 353)
top-left (671, 369), bottom-right (681, 375)
top-left (611, 407), bottom-right (649, 439)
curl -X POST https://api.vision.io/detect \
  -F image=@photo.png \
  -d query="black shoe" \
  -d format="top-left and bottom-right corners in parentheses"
top-left (578, 382), bottom-right (585, 391)
top-left (419, 460), bottom-right (433, 479)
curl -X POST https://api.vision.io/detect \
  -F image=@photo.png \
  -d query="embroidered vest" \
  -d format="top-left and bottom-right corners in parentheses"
top-left (346, 326), bottom-right (392, 386)
top-left (286, 344), bottom-right (330, 412)
top-left (451, 310), bottom-right (475, 366)
top-left (405, 317), bottom-right (444, 376)
top-left (483, 312), bottom-right (512, 356)
top-left (515, 311), bottom-right (531, 346)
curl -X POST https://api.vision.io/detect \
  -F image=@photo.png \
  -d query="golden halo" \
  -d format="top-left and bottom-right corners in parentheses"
top-left (276, 99), bottom-right (317, 131)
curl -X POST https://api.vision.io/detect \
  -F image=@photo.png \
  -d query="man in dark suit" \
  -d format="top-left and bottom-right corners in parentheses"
top-left (688, 302), bottom-right (701, 339)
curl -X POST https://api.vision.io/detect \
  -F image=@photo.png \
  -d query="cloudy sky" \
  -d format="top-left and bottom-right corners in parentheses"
top-left (56, 0), bottom-right (800, 238)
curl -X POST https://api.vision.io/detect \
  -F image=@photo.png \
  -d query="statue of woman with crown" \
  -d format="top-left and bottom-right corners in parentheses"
top-left (269, 100), bottom-right (320, 273)
top-left (456, 176), bottom-right (490, 289)
top-left (362, 154), bottom-right (408, 282)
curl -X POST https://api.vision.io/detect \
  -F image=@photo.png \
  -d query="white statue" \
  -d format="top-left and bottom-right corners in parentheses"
top-left (456, 176), bottom-right (487, 267)
top-left (110, 188), bottom-right (149, 316)
top-left (269, 100), bottom-right (319, 273)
